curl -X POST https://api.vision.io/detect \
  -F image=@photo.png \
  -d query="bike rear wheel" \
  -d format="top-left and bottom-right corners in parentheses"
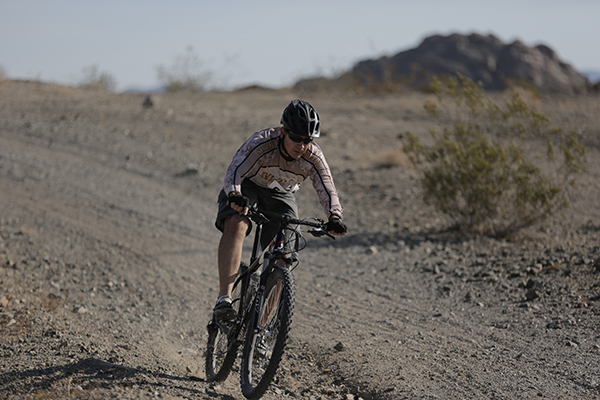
top-left (205, 319), bottom-right (238, 382)
top-left (205, 262), bottom-right (248, 382)
top-left (240, 265), bottom-right (295, 399)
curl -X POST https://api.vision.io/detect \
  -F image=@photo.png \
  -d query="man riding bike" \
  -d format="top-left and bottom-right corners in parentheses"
top-left (213, 99), bottom-right (347, 320)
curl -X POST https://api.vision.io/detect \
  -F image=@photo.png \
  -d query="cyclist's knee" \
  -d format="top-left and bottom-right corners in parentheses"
top-left (223, 214), bottom-right (250, 235)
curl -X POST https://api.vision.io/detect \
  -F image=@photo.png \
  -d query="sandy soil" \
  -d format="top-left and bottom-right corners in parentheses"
top-left (1, 80), bottom-right (600, 399)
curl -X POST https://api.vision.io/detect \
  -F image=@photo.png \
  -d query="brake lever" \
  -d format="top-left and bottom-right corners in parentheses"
top-left (249, 210), bottom-right (269, 225)
top-left (307, 228), bottom-right (336, 240)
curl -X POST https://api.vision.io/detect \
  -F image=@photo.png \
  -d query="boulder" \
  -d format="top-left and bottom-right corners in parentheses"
top-left (335, 33), bottom-right (589, 93)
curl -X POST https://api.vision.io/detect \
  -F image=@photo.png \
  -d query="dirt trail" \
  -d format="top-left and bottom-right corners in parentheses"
top-left (1, 81), bottom-right (600, 399)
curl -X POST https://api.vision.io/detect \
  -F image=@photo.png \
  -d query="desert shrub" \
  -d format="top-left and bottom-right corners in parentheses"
top-left (0, 65), bottom-right (7, 82)
top-left (78, 65), bottom-right (117, 92)
top-left (404, 73), bottom-right (588, 237)
top-left (156, 46), bottom-right (213, 92)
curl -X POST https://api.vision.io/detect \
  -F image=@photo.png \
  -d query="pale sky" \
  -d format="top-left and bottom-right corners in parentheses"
top-left (1, 0), bottom-right (599, 92)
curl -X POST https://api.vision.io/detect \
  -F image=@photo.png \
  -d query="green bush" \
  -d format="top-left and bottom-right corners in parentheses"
top-left (404, 74), bottom-right (588, 237)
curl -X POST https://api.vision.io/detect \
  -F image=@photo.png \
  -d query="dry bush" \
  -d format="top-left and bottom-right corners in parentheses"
top-left (78, 65), bottom-right (117, 92)
top-left (373, 149), bottom-right (414, 169)
top-left (0, 65), bottom-right (7, 82)
top-left (345, 148), bottom-right (413, 169)
top-left (156, 46), bottom-right (212, 92)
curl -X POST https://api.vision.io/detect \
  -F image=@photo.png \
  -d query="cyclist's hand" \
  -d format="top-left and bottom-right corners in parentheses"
top-left (228, 192), bottom-right (249, 215)
top-left (326, 216), bottom-right (347, 236)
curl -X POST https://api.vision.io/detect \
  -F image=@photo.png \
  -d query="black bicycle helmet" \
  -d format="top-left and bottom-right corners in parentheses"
top-left (280, 99), bottom-right (321, 138)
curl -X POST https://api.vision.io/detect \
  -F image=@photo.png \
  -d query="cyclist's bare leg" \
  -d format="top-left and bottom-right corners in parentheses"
top-left (218, 214), bottom-right (250, 298)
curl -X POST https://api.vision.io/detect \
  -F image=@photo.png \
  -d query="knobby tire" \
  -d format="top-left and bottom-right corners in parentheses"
top-left (205, 321), bottom-right (239, 382)
top-left (240, 265), bottom-right (295, 400)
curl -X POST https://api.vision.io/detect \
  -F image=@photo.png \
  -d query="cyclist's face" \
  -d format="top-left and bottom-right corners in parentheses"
top-left (282, 131), bottom-right (311, 159)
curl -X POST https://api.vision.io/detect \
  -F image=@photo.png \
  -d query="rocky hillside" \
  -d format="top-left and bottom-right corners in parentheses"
top-left (299, 33), bottom-right (590, 94)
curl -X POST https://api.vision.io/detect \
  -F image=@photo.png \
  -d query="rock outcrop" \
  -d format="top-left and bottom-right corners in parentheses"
top-left (331, 33), bottom-right (588, 93)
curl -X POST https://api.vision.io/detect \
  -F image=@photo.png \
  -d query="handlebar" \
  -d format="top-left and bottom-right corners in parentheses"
top-left (247, 206), bottom-right (335, 240)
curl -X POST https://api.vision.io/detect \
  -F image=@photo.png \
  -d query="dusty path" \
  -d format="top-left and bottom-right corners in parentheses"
top-left (1, 81), bottom-right (600, 399)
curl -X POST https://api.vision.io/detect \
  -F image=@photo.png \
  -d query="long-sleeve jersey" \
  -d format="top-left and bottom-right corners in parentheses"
top-left (223, 127), bottom-right (343, 219)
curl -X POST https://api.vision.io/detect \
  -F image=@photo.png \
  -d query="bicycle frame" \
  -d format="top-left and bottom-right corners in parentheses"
top-left (212, 208), bottom-right (327, 336)
top-left (212, 211), bottom-right (281, 338)
top-left (205, 207), bottom-right (334, 396)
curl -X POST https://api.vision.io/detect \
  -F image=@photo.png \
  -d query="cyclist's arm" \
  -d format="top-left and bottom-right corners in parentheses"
top-left (304, 147), bottom-right (343, 221)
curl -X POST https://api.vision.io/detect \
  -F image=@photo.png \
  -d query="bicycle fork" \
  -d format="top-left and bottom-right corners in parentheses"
top-left (249, 225), bottom-right (287, 336)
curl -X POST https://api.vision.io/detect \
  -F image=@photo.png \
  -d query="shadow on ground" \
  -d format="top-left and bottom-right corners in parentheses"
top-left (0, 357), bottom-right (235, 399)
top-left (305, 226), bottom-right (473, 251)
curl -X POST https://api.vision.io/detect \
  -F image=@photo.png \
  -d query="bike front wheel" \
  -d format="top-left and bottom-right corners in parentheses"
top-left (240, 265), bottom-right (295, 399)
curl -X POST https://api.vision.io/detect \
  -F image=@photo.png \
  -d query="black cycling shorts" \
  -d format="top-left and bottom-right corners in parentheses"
top-left (215, 180), bottom-right (299, 254)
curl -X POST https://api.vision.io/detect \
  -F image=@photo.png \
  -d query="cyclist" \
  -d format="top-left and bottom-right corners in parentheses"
top-left (213, 99), bottom-right (347, 320)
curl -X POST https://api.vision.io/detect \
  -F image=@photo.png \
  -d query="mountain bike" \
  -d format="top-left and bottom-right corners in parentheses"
top-left (205, 206), bottom-right (334, 400)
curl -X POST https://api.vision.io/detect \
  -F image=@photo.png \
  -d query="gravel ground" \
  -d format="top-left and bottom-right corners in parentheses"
top-left (1, 80), bottom-right (600, 399)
